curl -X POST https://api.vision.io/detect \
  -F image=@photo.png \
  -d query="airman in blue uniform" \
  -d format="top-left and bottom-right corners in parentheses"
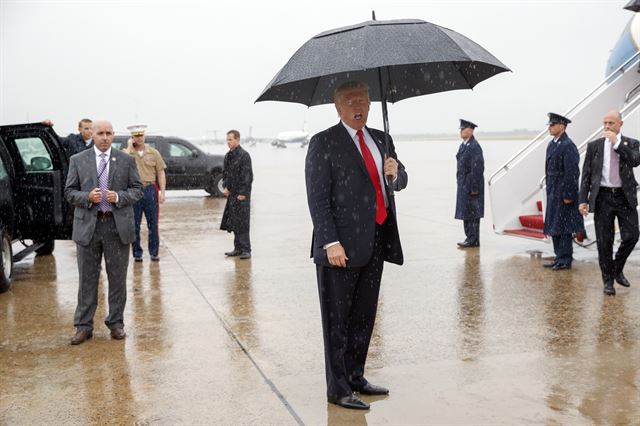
top-left (455, 119), bottom-right (484, 248)
top-left (543, 113), bottom-right (584, 270)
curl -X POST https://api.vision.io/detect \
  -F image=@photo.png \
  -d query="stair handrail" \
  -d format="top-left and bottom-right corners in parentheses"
top-left (489, 51), bottom-right (640, 186)
top-left (624, 82), bottom-right (640, 104)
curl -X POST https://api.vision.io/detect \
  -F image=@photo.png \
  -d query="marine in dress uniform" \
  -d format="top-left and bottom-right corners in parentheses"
top-left (455, 119), bottom-right (484, 248)
top-left (124, 124), bottom-right (167, 262)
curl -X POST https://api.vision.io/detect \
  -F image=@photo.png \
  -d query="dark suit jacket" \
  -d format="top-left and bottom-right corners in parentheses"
top-left (305, 122), bottom-right (408, 268)
top-left (62, 133), bottom-right (93, 157)
top-left (64, 147), bottom-right (143, 246)
top-left (579, 135), bottom-right (640, 211)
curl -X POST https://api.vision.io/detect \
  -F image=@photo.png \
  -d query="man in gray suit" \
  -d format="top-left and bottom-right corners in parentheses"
top-left (64, 119), bottom-right (143, 345)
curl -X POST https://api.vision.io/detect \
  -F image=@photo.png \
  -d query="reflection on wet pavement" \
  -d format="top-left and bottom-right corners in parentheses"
top-left (1, 141), bottom-right (639, 424)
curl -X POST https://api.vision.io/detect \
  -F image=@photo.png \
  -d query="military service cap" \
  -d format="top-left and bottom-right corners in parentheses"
top-left (547, 113), bottom-right (571, 125)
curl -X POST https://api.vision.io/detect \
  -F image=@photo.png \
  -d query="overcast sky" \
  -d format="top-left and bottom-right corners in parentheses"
top-left (0, 0), bottom-right (634, 138)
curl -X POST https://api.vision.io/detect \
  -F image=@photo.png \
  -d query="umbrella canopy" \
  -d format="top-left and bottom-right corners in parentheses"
top-left (624, 0), bottom-right (640, 12)
top-left (256, 18), bottom-right (510, 107)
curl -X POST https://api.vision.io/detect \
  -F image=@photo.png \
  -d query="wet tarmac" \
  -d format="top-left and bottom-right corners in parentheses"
top-left (1, 140), bottom-right (639, 425)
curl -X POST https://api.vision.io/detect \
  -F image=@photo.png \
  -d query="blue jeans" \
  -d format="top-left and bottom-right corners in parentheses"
top-left (132, 185), bottom-right (159, 258)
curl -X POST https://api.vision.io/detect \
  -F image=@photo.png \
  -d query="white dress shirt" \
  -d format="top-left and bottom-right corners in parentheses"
top-left (341, 121), bottom-right (389, 208)
top-left (600, 133), bottom-right (622, 187)
top-left (324, 123), bottom-right (390, 250)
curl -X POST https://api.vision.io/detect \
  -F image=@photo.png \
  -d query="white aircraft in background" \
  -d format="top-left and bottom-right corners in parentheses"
top-left (273, 129), bottom-right (310, 148)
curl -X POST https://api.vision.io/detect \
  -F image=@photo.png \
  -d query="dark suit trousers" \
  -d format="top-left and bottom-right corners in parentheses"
top-left (463, 219), bottom-right (480, 244)
top-left (234, 231), bottom-right (251, 253)
top-left (594, 190), bottom-right (639, 283)
top-left (551, 235), bottom-right (573, 266)
top-left (75, 216), bottom-right (130, 331)
top-left (316, 224), bottom-right (385, 400)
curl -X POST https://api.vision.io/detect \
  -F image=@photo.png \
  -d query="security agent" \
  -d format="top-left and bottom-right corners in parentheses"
top-left (579, 110), bottom-right (640, 295)
top-left (455, 119), bottom-right (484, 248)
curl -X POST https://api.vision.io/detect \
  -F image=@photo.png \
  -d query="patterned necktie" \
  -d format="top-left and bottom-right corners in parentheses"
top-left (356, 129), bottom-right (387, 225)
top-left (98, 153), bottom-right (111, 212)
top-left (609, 142), bottom-right (621, 186)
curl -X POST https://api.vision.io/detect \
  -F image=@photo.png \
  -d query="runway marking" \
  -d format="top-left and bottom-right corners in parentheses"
top-left (165, 244), bottom-right (305, 426)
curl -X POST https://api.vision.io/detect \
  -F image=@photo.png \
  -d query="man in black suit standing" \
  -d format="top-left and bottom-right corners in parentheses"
top-left (305, 81), bottom-right (408, 410)
top-left (579, 110), bottom-right (640, 295)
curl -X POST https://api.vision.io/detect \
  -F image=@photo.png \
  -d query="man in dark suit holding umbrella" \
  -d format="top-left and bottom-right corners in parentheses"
top-left (543, 112), bottom-right (584, 270)
top-left (305, 81), bottom-right (408, 410)
top-left (579, 110), bottom-right (640, 295)
top-left (455, 119), bottom-right (484, 248)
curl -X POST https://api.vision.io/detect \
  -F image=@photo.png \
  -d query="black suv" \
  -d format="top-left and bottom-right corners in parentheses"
top-left (0, 123), bottom-right (74, 292)
top-left (114, 136), bottom-right (225, 196)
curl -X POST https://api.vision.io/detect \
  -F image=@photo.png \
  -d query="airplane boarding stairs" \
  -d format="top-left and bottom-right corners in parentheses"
top-left (489, 51), bottom-right (640, 247)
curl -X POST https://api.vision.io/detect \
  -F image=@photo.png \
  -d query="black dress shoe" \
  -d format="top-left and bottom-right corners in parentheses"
top-left (70, 329), bottom-right (93, 345)
top-left (328, 393), bottom-right (370, 410)
top-left (615, 273), bottom-right (631, 288)
top-left (353, 383), bottom-right (389, 395)
top-left (224, 250), bottom-right (241, 257)
top-left (457, 241), bottom-right (479, 248)
top-left (552, 263), bottom-right (571, 271)
top-left (543, 261), bottom-right (557, 268)
top-left (604, 283), bottom-right (616, 295)
top-left (110, 328), bottom-right (126, 340)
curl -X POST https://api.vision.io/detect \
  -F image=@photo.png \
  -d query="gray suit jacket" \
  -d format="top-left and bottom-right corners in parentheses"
top-left (64, 148), bottom-right (143, 246)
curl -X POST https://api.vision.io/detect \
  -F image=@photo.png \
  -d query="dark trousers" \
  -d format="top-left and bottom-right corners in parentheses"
top-left (594, 190), bottom-right (639, 283)
top-left (133, 185), bottom-right (159, 258)
top-left (75, 217), bottom-right (129, 331)
top-left (316, 224), bottom-right (385, 400)
top-left (551, 235), bottom-right (573, 266)
top-left (234, 231), bottom-right (251, 253)
top-left (463, 219), bottom-right (480, 245)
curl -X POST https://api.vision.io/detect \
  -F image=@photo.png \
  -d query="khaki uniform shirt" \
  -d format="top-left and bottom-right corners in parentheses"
top-left (127, 146), bottom-right (166, 184)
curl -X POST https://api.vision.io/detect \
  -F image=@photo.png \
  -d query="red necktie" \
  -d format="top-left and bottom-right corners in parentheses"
top-left (356, 129), bottom-right (387, 225)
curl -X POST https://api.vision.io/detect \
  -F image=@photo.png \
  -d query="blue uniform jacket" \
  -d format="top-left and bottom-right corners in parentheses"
top-left (455, 136), bottom-right (484, 220)
top-left (544, 132), bottom-right (584, 236)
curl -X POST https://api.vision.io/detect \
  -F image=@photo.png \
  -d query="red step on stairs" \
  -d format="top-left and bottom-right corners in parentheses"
top-left (504, 200), bottom-right (546, 239)
top-left (503, 200), bottom-right (586, 242)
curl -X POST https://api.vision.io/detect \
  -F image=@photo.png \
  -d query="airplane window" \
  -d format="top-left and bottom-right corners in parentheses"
top-left (15, 137), bottom-right (53, 172)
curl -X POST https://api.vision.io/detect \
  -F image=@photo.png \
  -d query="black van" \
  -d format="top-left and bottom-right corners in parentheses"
top-left (0, 123), bottom-right (74, 293)
top-left (113, 136), bottom-right (225, 196)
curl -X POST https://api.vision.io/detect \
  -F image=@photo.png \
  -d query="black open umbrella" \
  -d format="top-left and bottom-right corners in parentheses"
top-left (624, 0), bottom-right (640, 12)
top-left (256, 13), bottom-right (510, 152)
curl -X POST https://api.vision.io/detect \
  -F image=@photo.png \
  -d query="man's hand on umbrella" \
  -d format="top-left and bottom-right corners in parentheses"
top-left (326, 243), bottom-right (348, 268)
top-left (384, 156), bottom-right (398, 178)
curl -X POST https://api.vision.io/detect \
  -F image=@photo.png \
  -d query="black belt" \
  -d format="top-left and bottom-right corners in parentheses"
top-left (97, 211), bottom-right (113, 218)
top-left (600, 186), bottom-right (623, 193)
